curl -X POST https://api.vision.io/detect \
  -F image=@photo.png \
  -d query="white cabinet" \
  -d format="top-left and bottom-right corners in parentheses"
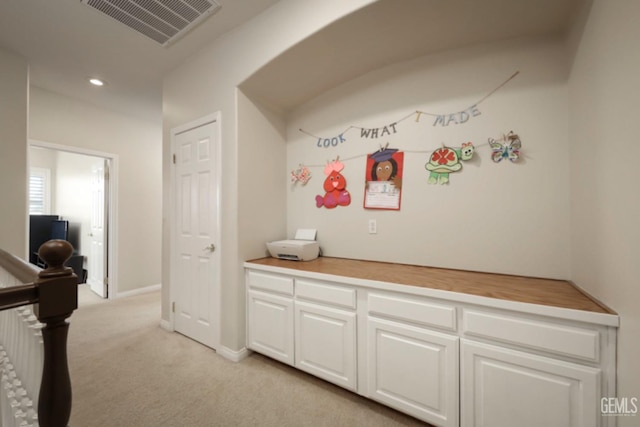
top-left (366, 292), bottom-right (459, 427)
top-left (247, 290), bottom-right (294, 366)
top-left (246, 272), bottom-right (358, 389)
top-left (368, 317), bottom-right (459, 427)
top-left (460, 308), bottom-right (608, 427)
top-left (294, 278), bottom-right (358, 390)
top-left (246, 271), bottom-right (294, 366)
top-left (245, 261), bottom-right (617, 427)
top-left (461, 340), bottom-right (601, 427)
top-left (295, 301), bottom-right (357, 390)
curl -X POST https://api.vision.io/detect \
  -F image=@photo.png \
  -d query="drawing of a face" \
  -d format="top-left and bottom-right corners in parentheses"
top-left (375, 160), bottom-right (394, 181)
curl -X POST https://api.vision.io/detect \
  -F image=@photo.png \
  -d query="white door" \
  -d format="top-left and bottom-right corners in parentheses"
top-left (172, 116), bottom-right (220, 349)
top-left (87, 159), bottom-right (108, 297)
top-left (460, 339), bottom-right (601, 427)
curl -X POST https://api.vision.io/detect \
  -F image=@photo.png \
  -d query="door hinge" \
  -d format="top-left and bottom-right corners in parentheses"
top-left (172, 154), bottom-right (176, 164)
top-left (103, 277), bottom-right (109, 286)
top-left (172, 301), bottom-right (175, 313)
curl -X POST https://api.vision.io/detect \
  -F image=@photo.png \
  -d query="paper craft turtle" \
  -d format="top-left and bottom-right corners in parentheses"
top-left (315, 159), bottom-right (351, 208)
top-left (425, 142), bottom-right (475, 184)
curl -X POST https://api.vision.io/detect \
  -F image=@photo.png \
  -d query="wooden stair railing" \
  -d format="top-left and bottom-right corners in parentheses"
top-left (0, 240), bottom-right (78, 427)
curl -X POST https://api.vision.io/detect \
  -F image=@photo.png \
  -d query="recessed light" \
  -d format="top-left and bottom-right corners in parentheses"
top-left (89, 78), bottom-right (105, 86)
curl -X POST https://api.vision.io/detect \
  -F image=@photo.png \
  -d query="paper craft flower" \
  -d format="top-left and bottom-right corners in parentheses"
top-left (489, 131), bottom-right (521, 163)
top-left (291, 164), bottom-right (311, 185)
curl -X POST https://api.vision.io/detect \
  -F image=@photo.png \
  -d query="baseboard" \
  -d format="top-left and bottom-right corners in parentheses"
top-left (115, 283), bottom-right (161, 299)
top-left (159, 319), bottom-right (173, 331)
top-left (217, 346), bottom-right (250, 362)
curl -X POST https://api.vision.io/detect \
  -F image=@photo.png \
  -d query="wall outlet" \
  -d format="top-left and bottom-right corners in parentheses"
top-left (368, 219), bottom-right (377, 234)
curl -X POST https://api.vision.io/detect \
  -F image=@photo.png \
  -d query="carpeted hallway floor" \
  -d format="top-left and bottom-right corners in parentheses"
top-left (68, 285), bottom-right (430, 427)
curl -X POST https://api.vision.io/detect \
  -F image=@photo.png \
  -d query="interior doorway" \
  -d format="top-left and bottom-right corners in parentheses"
top-left (28, 140), bottom-right (117, 299)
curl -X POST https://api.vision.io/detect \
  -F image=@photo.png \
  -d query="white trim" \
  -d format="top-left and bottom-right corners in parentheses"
top-left (30, 139), bottom-right (118, 160)
top-left (115, 283), bottom-right (161, 299)
top-left (169, 113), bottom-right (222, 349)
top-left (170, 113), bottom-right (218, 136)
top-left (29, 139), bottom-right (119, 299)
top-left (217, 346), bottom-right (250, 362)
top-left (159, 319), bottom-right (173, 332)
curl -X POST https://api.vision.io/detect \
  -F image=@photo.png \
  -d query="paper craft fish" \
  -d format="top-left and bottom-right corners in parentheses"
top-left (315, 159), bottom-right (350, 208)
top-left (489, 131), bottom-right (521, 163)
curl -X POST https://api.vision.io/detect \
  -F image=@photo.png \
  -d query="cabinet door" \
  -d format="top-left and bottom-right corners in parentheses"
top-left (294, 301), bottom-right (357, 391)
top-left (367, 317), bottom-right (459, 427)
top-left (247, 289), bottom-right (294, 366)
top-left (461, 340), bottom-right (601, 427)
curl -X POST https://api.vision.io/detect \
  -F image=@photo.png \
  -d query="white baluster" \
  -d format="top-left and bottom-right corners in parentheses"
top-left (0, 266), bottom-right (44, 426)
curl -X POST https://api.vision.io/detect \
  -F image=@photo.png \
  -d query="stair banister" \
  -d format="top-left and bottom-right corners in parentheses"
top-left (0, 240), bottom-right (78, 427)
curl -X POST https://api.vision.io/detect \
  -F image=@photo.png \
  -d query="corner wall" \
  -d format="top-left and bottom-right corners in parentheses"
top-left (568, 0), bottom-right (640, 420)
top-left (0, 48), bottom-right (28, 257)
top-left (287, 37), bottom-right (571, 279)
top-left (162, 0), bottom-right (375, 351)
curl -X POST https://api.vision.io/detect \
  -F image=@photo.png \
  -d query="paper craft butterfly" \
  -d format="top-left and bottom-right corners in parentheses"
top-left (291, 164), bottom-right (312, 185)
top-left (489, 131), bottom-right (521, 163)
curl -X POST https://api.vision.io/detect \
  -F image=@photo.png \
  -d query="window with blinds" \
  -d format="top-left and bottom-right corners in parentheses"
top-left (29, 168), bottom-right (51, 214)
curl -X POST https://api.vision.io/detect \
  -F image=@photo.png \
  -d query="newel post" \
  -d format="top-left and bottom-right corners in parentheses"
top-left (34, 240), bottom-right (78, 427)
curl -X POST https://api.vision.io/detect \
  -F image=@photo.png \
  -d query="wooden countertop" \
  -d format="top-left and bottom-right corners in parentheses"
top-left (246, 257), bottom-right (615, 315)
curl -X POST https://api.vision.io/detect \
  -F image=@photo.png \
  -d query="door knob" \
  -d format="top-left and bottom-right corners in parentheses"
top-left (203, 244), bottom-right (216, 252)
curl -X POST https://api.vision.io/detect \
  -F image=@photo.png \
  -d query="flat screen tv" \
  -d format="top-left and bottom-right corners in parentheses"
top-left (50, 220), bottom-right (69, 241)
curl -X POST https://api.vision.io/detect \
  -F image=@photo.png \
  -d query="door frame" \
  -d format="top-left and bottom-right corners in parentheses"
top-left (169, 112), bottom-right (222, 349)
top-left (28, 139), bottom-right (119, 299)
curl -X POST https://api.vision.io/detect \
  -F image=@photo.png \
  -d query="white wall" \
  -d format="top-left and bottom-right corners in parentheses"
top-left (287, 37), bottom-right (571, 279)
top-left (0, 47), bottom-right (28, 257)
top-left (166, 11), bottom-right (638, 414)
top-left (29, 87), bottom-right (162, 294)
top-left (235, 91), bottom-right (289, 342)
top-left (163, 0), bottom-right (375, 350)
top-left (568, 0), bottom-right (640, 421)
top-left (237, 91), bottom-right (288, 261)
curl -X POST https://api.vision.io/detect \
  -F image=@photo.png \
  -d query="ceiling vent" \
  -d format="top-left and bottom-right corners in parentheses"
top-left (82, 0), bottom-right (221, 46)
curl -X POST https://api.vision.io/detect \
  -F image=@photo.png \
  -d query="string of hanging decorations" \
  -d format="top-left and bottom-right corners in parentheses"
top-left (292, 131), bottom-right (522, 213)
top-left (298, 71), bottom-right (520, 148)
top-left (290, 131), bottom-right (523, 188)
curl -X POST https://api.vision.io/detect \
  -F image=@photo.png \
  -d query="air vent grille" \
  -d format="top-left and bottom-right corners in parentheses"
top-left (83, 0), bottom-right (221, 46)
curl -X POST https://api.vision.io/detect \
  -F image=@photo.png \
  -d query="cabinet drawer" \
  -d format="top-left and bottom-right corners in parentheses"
top-left (462, 309), bottom-right (600, 362)
top-left (247, 270), bottom-right (294, 296)
top-left (295, 279), bottom-right (356, 309)
top-left (368, 293), bottom-right (456, 331)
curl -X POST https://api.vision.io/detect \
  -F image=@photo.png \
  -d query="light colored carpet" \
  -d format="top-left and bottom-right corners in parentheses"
top-left (68, 286), bottom-right (430, 427)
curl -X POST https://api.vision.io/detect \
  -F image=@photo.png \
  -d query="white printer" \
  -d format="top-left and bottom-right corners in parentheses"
top-left (267, 229), bottom-right (320, 261)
